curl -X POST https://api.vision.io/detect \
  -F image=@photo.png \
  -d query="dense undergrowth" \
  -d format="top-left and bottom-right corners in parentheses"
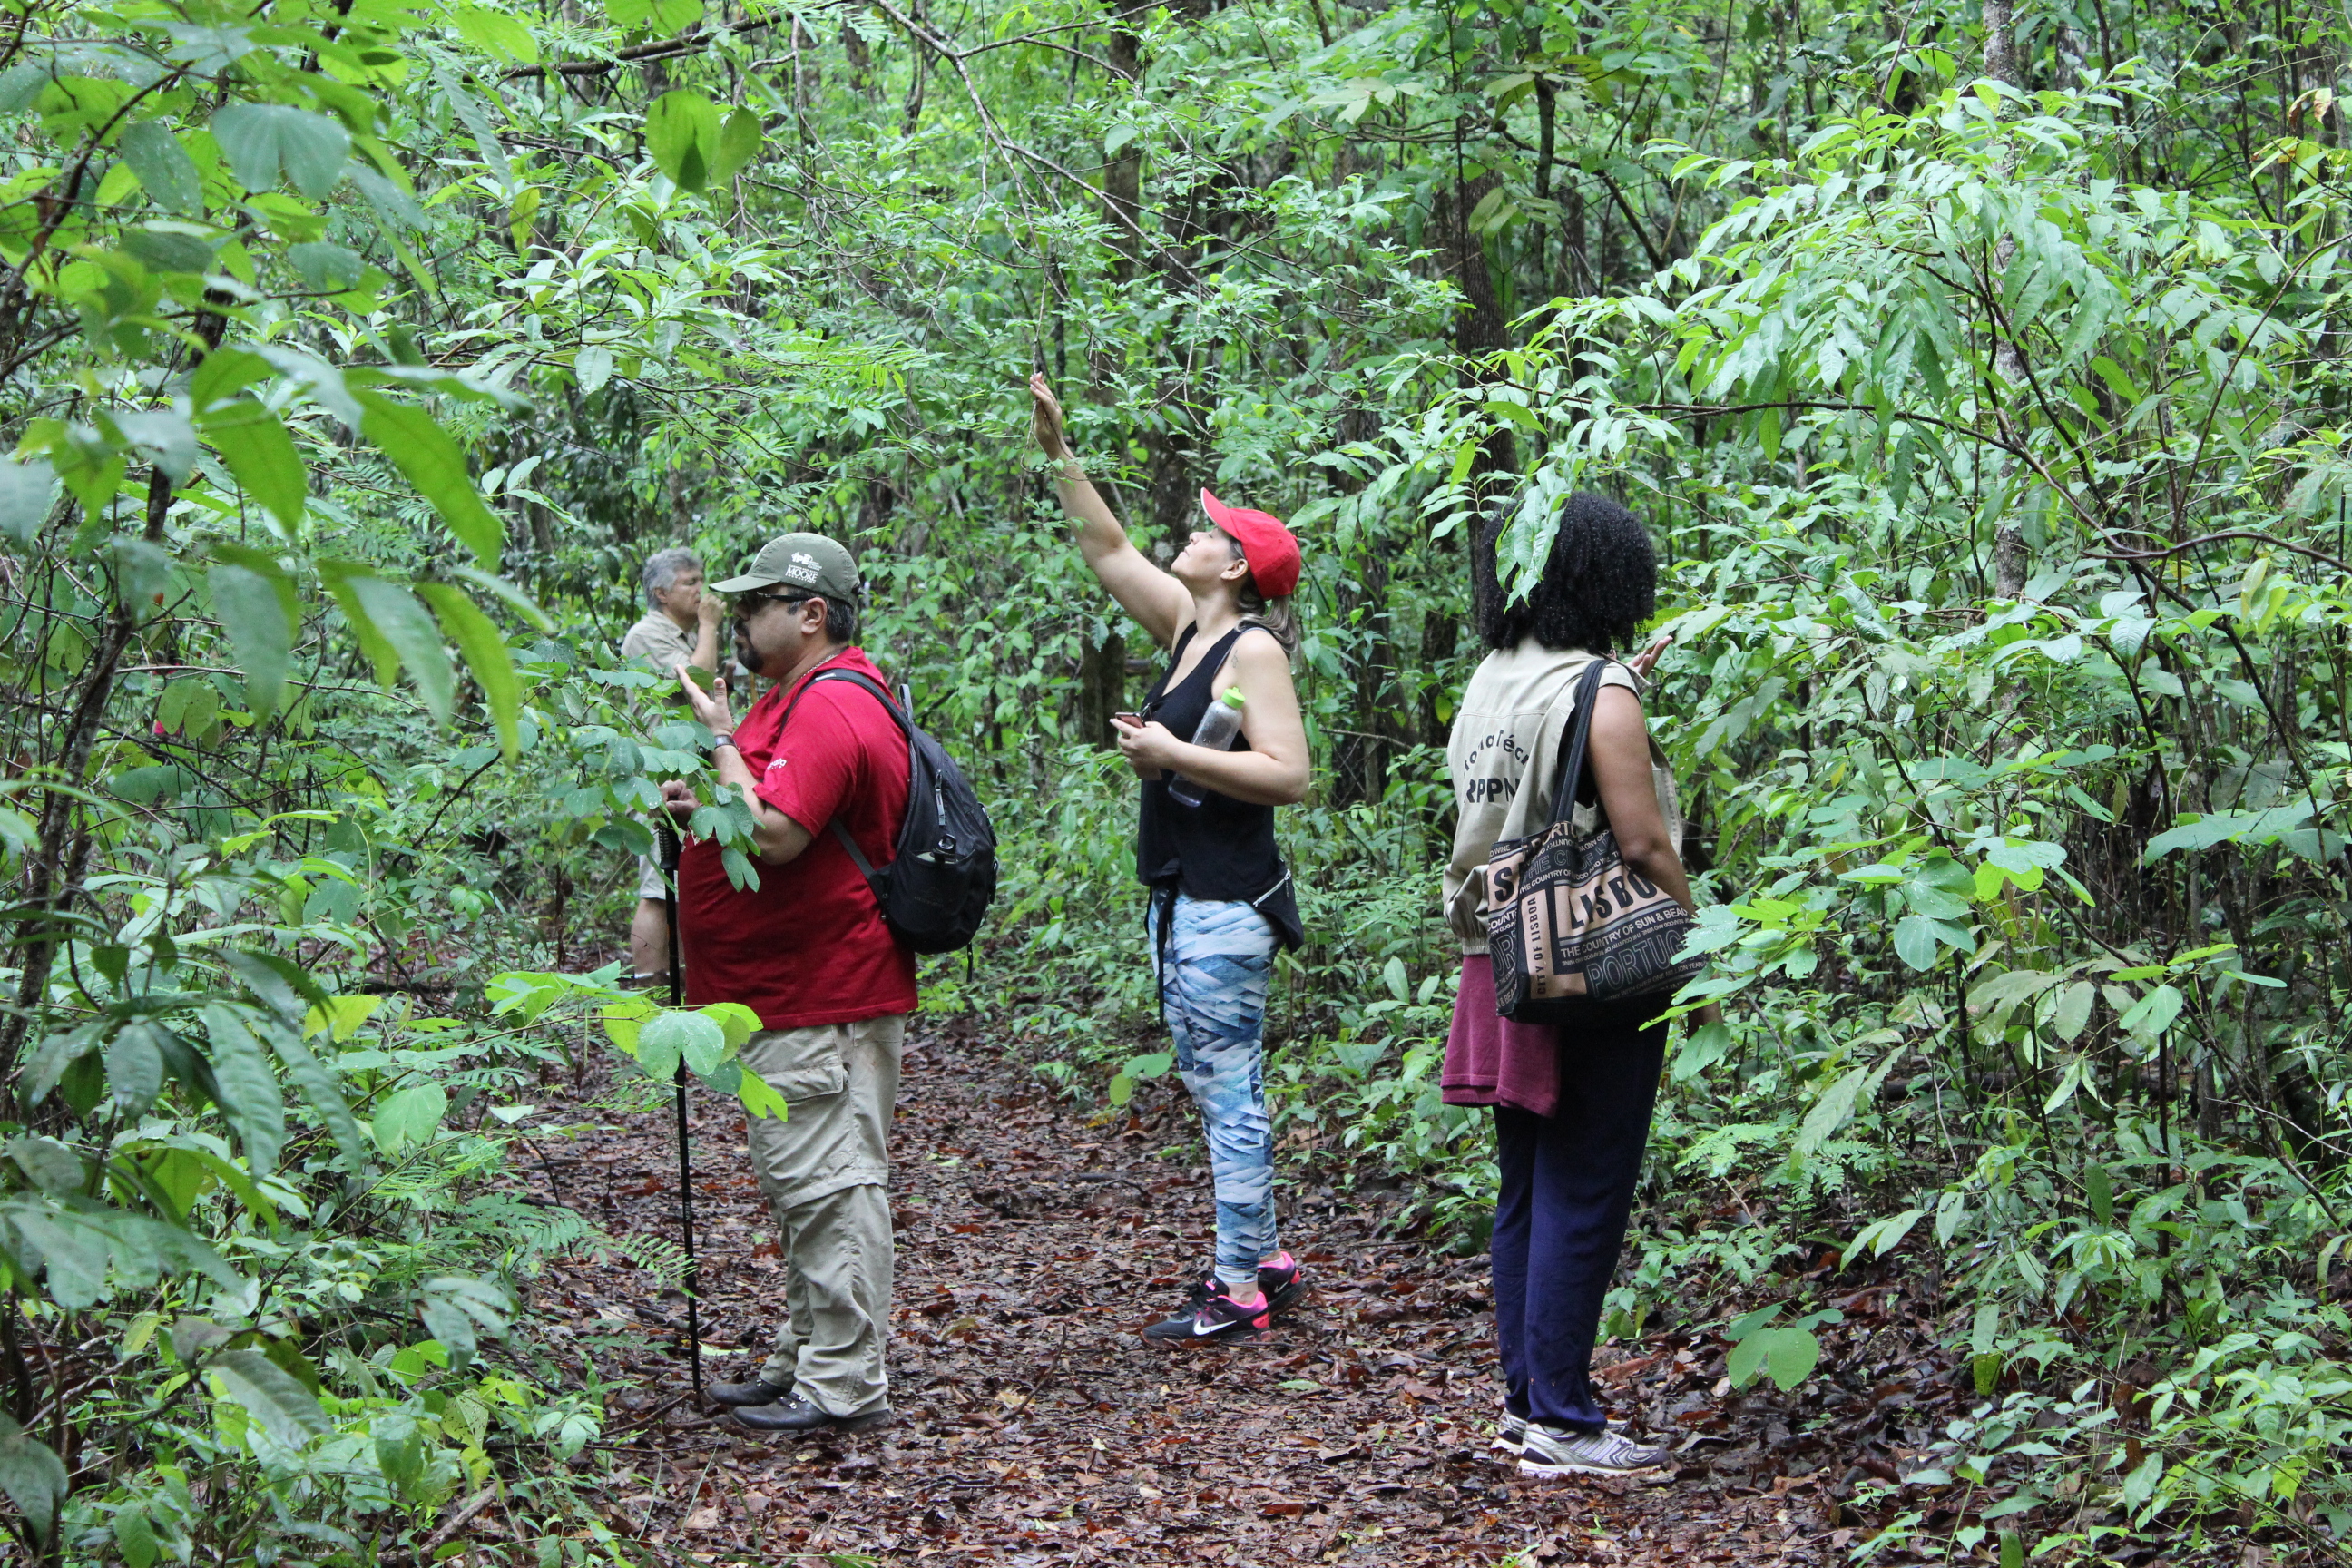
top-left (977, 654), bottom-right (2352, 1567)
top-left (4, 0), bottom-right (2351, 1561)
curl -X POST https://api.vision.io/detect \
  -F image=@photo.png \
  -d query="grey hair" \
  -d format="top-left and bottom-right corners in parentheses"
top-left (641, 547), bottom-right (701, 606)
top-left (1227, 537), bottom-right (1300, 658)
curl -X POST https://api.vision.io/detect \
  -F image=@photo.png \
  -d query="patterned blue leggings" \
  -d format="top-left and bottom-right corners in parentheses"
top-left (1148, 890), bottom-right (1280, 1288)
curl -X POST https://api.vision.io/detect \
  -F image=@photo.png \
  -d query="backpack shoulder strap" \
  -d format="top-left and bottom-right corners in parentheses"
top-left (773, 667), bottom-right (909, 885)
top-left (776, 667), bottom-right (907, 736)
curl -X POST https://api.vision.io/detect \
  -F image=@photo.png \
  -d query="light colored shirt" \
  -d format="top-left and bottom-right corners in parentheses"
top-left (620, 611), bottom-right (698, 740)
top-left (621, 611), bottom-right (696, 678)
top-left (1443, 642), bottom-right (1682, 955)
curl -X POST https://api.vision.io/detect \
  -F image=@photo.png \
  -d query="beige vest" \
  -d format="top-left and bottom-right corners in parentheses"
top-left (620, 612), bottom-right (698, 743)
top-left (1443, 644), bottom-right (1682, 955)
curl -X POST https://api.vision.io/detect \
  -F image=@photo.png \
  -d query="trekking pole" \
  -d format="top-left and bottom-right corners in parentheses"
top-left (654, 821), bottom-right (703, 1403)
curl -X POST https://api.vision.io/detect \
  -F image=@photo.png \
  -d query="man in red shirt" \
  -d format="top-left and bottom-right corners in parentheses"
top-left (661, 532), bottom-right (914, 1435)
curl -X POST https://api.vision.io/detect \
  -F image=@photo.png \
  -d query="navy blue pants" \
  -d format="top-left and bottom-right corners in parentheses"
top-left (1491, 1004), bottom-right (1666, 1432)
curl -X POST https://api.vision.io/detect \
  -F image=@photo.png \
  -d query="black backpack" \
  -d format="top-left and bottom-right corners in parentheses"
top-left (777, 670), bottom-right (996, 954)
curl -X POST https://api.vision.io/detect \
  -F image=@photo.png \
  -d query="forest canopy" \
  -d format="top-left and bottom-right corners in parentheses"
top-left (0, 0), bottom-right (2347, 1559)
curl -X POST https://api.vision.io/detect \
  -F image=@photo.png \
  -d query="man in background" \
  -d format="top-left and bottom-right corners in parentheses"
top-left (622, 547), bottom-right (721, 983)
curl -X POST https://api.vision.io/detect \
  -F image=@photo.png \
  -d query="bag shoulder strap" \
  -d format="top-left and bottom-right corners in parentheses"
top-left (777, 667), bottom-right (908, 737)
top-left (1547, 657), bottom-right (1614, 826)
top-left (772, 667), bottom-right (909, 884)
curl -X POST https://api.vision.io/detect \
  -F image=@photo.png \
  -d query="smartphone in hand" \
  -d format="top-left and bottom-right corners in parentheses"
top-left (1112, 712), bottom-right (1161, 779)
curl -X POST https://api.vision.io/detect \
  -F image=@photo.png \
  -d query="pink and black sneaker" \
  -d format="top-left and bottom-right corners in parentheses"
top-left (1252, 1252), bottom-right (1308, 1315)
top-left (1142, 1283), bottom-right (1274, 1343)
top-left (1170, 1253), bottom-right (1308, 1322)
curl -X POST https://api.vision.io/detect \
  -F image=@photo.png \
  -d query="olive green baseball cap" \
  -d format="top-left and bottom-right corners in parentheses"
top-left (710, 532), bottom-right (863, 602)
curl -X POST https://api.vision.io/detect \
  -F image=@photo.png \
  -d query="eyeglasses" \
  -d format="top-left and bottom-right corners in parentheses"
top-left (737, 590), bottom-right (814, 615)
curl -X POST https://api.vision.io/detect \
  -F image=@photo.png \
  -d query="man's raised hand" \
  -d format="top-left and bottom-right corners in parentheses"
top-left (681, 667), bottom-right (736, 734)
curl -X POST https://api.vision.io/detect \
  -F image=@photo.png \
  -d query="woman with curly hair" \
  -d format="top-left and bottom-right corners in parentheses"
top-left (1442, 490), bottom-right (1715, 1477)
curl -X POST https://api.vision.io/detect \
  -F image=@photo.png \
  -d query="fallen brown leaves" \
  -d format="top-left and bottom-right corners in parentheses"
top-left (500, 1017), bottom-right (1961, 1565)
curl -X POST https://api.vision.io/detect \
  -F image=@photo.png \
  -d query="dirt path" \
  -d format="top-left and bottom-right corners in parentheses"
top-left (513, 1014), bottom-right (1852, 1565)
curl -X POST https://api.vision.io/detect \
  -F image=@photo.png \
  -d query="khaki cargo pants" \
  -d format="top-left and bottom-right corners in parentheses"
top-left (742, 1013), bottom-right (906, 1418)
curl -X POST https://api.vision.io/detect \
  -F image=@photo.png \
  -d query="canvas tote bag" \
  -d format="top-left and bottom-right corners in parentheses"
top-left (1485, 658), bottom-right (1703, 1021)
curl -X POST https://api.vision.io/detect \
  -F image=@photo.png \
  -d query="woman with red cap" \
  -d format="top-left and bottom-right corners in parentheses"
top-left (1029, 374), bottom-right (1314, 1343)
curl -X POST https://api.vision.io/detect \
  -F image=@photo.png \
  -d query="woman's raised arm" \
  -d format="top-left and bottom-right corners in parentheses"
top-left (1029, 373), bottom-right (1191, 648)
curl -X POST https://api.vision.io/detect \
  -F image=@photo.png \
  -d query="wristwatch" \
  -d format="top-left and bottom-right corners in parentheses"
top-left (710, 732), bottom-right (737, 752)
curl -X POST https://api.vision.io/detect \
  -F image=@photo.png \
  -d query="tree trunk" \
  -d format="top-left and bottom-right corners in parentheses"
top-left (0, 309), bottom-right (223, 1083)
top-left (1445, 160), bottom-right (1519, 495)
top-left (1076, 625), bottom-right (1128, 750)
top-left (1328, 407), bottom-right (1398, 806)
top-left (1983, 0), bottom-right (2030, 598)
top-left (1103, 28), bottom-right (1144, 285)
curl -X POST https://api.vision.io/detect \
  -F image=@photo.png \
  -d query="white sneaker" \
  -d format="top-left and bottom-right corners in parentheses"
top-left (1518, 1423), bottom-right (1672, 1477)
top-left (1488, 1412), bottom-right (1527, 1456)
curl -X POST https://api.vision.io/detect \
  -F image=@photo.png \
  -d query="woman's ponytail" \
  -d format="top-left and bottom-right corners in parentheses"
top-left (1237, 582), bottom-right (1300, 659)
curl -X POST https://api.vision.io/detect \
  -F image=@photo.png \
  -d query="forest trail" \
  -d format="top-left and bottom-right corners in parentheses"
top-left (512, 1014), bottom-right (1854, 1567)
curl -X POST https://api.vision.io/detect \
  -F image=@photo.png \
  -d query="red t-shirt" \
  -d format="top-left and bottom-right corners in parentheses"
top-left (679, 648), bottom-right (916, 1029)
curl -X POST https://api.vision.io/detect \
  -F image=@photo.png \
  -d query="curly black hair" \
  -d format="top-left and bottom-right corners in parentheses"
top-left (1474, 489), bottom-right (1658, 653)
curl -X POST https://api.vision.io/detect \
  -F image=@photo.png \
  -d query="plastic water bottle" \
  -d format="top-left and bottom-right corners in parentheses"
top-left (1168, 688), bottom-right (1246, 807)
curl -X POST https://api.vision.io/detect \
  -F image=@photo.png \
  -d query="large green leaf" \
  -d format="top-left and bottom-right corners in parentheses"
top-left (608, 0), bottom-right (704, 32)
top-left (206, 560), bottom-right (294, 717)
top-left (343, 574), bottom-right (455, 719)
top-left (6, 1136), bottom-right (83, 1196)
top-left (453, 4), bottom-right (539, 63)
top-left (734, 1070), bottom-right (788, 1122)
top-left (2050, 980), bottom-right (2095, 1042)
top-left (371, 1081), bottom-right (447, 1153)
top-left (1761, 1324), bottom-right (1820, 1389)
top-left (199, 398), bottom-right (305, 529)
top-left (262, 1027), bottom-right (367, 1170)
top-left (0, 1413), bottom-right (65, 1545)
top-left (710, 107), bottom-right (761, 183)
top-left (421, 1275), bottom-right (511, 1371)
top-left (117, 121), bottom-right (201, 214)
top-left (318, 563), bottom-right (399, 698)
top-left (636, 1008), bottom-right (724, 1082)
top-left (697, 1002), bottom-right (762, 1050)
top-left (288, 241), bottom-right (365, 291)
top-left (113, 1505), bottom-right (160, 1568)
top-left (22, 1024), bottom-right (101, 1107)
top-left (187, 346), bottom-right (271, 412)
top-left (220, 948), bottom-right (326, 1023)
top-left (121, 227), bottom-right (213, 274)
top-left (353, 391), bottom-right (501, 568)
top-left (416, 582), bottom-right (520, 757)
top-left (645, 89), bottom-right (721, 191)
top-left (104, 1023), bottom-right (166, 1114)
top-left (199, 1004), bottom-right (287, 1171)
top-left (0, 457), bottom-right (55, 544)
top-left (625, 1011), bottom-right (686, 1085)
top-left (1, 1194), bottom-right (241, 1308)
top-left (1726, 1321), bottom-right (1819, 1390)
top-left (210, 1348), bottom-right (329, 1448)
top-left (1891, 914), bottom-right (1950, 972)
top-left (209, 103), bottom-right (349, 199)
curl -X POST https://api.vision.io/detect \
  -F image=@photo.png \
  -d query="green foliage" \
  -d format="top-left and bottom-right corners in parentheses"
top-left (0, 0), bottom-right (2345, 1557)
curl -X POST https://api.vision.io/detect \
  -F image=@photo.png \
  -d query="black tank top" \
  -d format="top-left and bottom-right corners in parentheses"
top-left (1135, 623), bottom-right (1305, 950)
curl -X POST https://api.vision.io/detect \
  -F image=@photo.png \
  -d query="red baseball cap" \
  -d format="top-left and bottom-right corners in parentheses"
top-left (1200, 489), bottom-right (1301, 599)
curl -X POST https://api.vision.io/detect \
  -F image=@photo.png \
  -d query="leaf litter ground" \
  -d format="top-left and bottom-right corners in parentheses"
top-left (506, 1015), bottom-right (1970, 1566)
